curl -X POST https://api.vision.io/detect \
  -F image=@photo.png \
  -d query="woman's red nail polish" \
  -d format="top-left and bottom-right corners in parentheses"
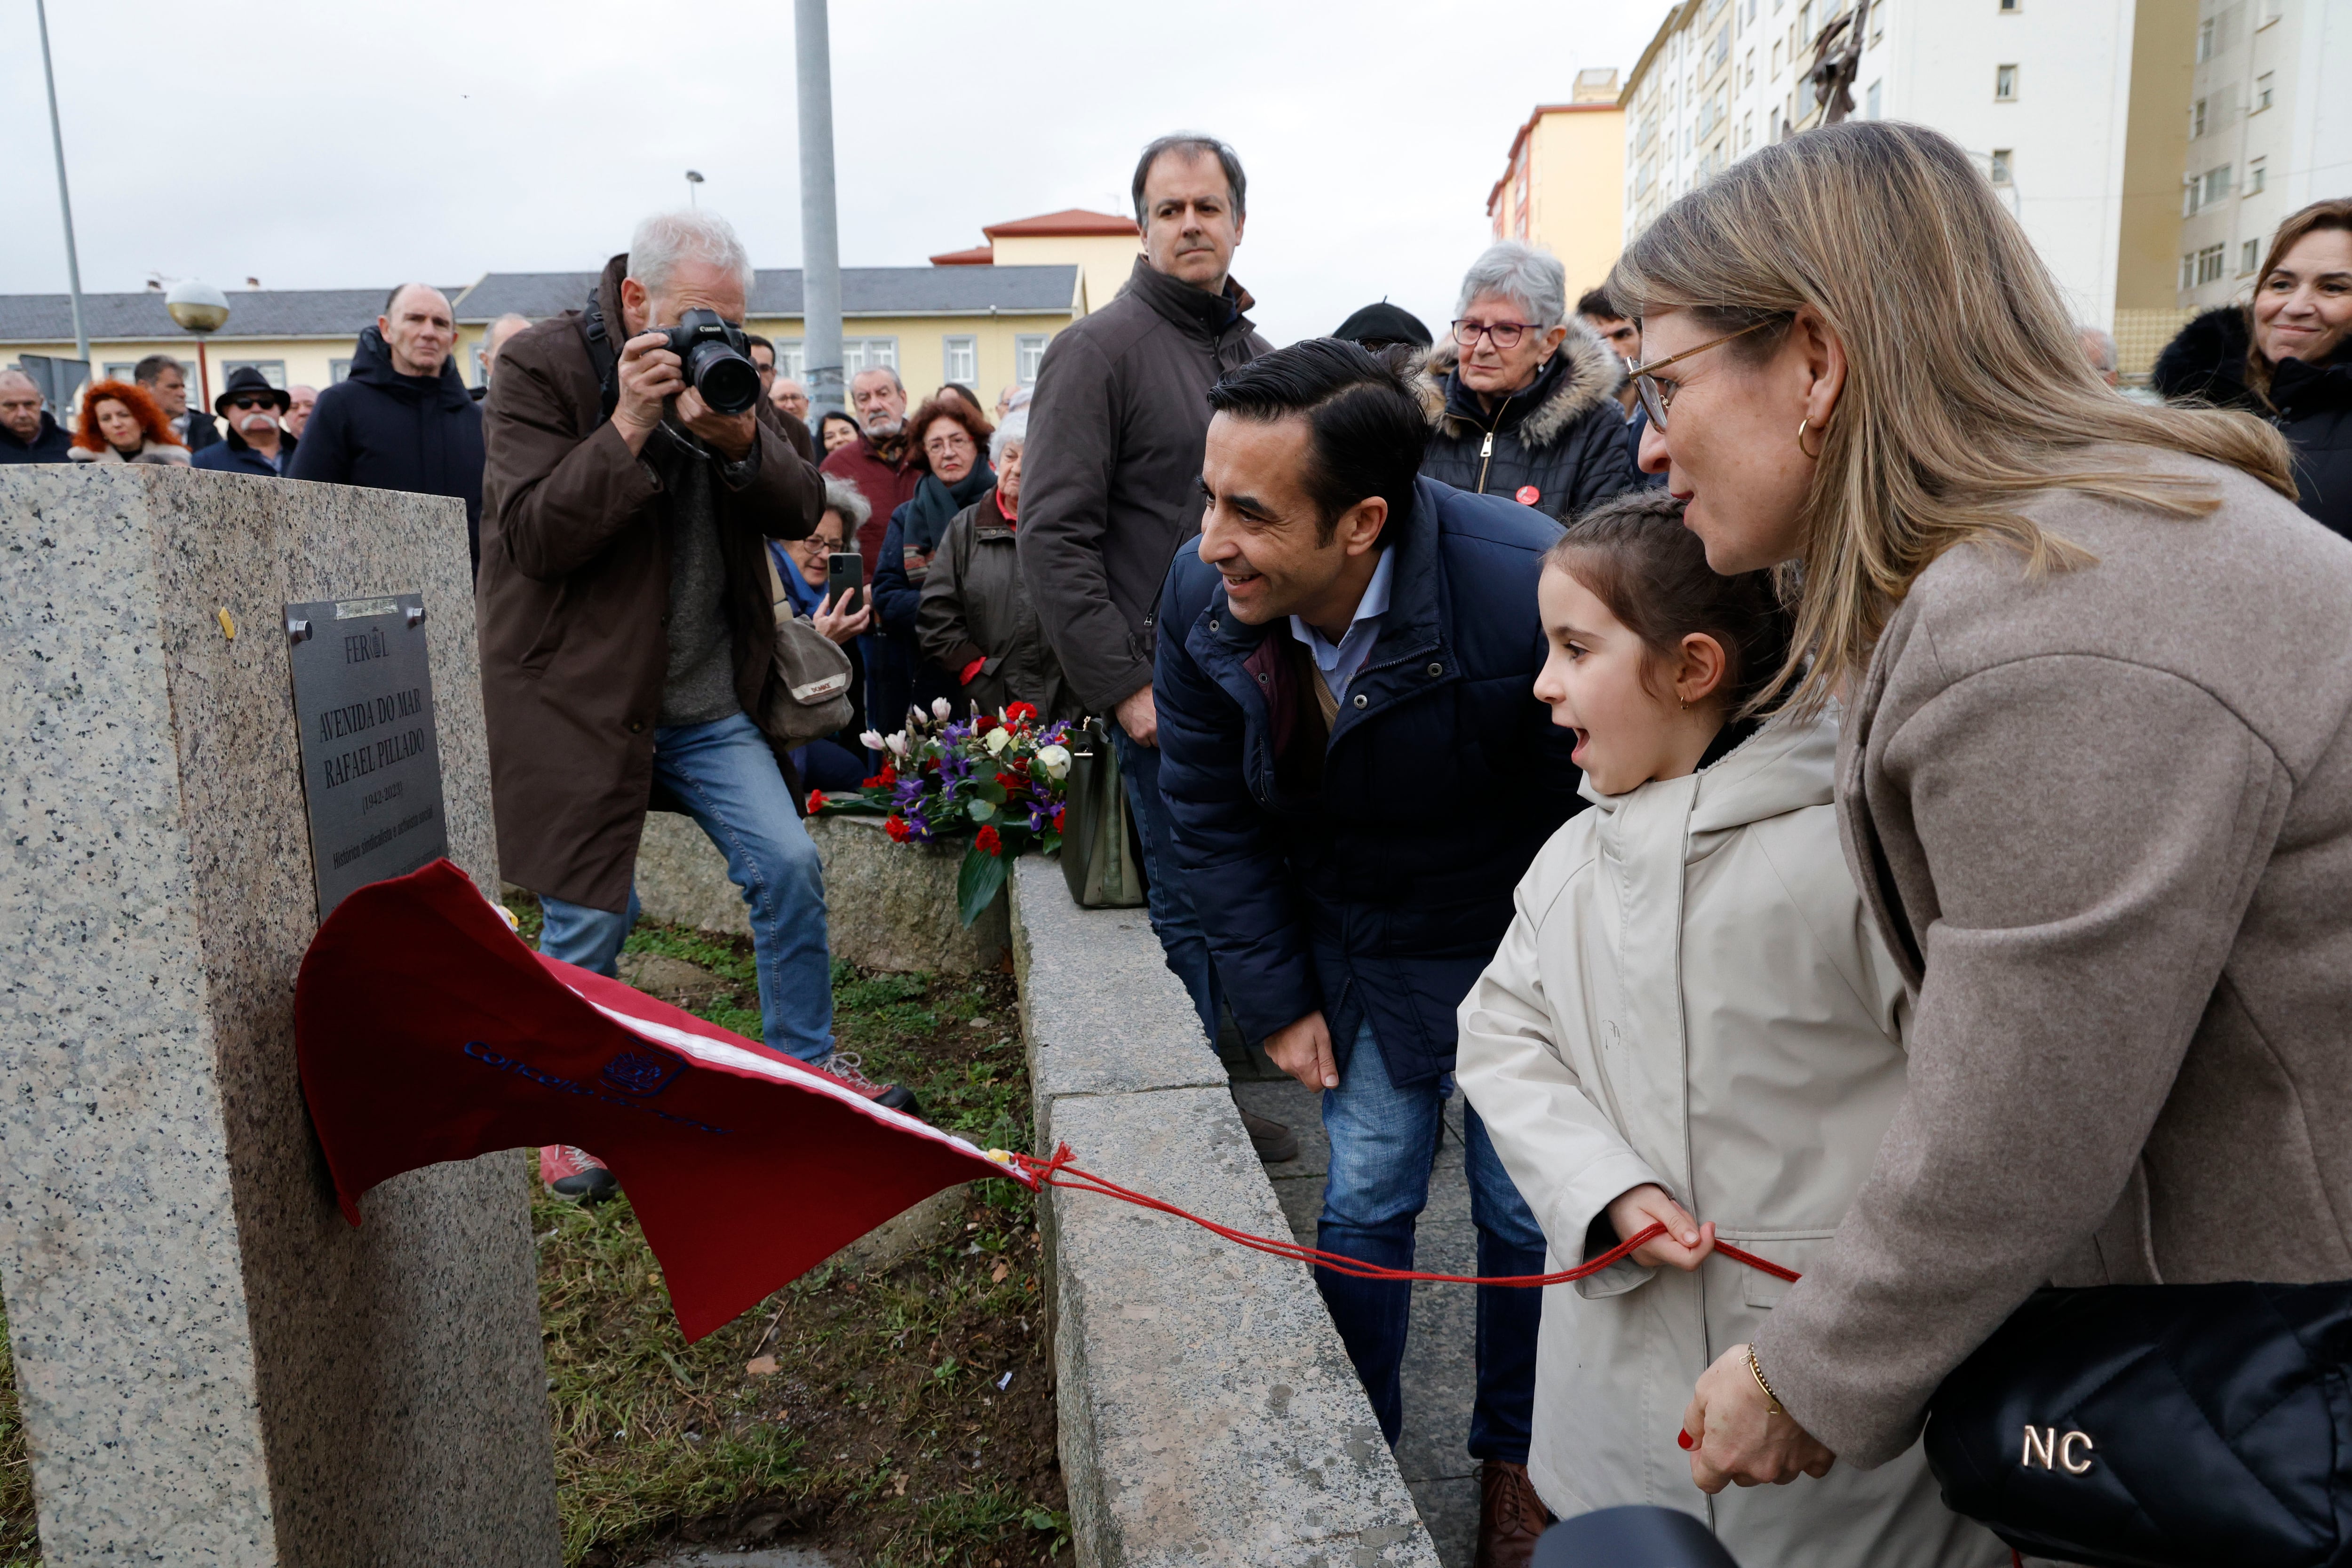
top-left (1677, 1429), bottom-right (1695, 1450)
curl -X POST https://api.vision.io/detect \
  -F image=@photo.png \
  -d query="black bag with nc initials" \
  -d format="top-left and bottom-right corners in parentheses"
top-left (1923, 1281), bottom-right (2352, 1568)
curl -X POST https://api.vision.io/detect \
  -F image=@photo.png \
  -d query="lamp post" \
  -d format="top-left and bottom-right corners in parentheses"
top-left (34, 0), bottom-right (89, 386)
top-left (685, 169), bottom-right (705, 207)
top-left (164, 280), bottom-right (230, 410)
top-left (795, 0), bottom-right (845, 417)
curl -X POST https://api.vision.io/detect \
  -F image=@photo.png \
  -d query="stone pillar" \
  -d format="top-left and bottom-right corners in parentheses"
top-left (0, 467), bottom-right (558, 1566)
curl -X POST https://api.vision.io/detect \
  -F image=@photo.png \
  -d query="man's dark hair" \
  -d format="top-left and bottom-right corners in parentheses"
top-left (132, 353), bottom-right (180, 386)
top-left (1131, 134), bottom-right (1247, 225)
top-left (1204, 340), bottom-right (1428, 543)
top-left (1576, 286), bottom-right (1625, 321)
top-left (745, 333), bottom-right (774, 352)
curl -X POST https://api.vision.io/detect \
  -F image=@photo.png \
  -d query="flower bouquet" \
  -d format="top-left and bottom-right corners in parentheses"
top-left (807, 699), bottom-right (1073, 927)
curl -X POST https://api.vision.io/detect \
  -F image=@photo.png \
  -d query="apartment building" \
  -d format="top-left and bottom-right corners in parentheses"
top-left (2174, 0), bottom-right (2352, 314)
top-left (1620, 0), bottom-right (2199, 376)
top-left (1484, 70), bottom-right (1628, 296)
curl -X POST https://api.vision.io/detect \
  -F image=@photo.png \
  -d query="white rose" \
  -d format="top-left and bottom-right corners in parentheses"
top-left (932, 697), bottom-right (953, 721)
top-left (983, 725), bottom-right (1013, 756)
top-left (1035, 744), bottom-right (1071, 781)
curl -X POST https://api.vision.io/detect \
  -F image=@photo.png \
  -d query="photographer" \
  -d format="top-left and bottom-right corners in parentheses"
top-left (479, 210), bottom-right (914, 1201)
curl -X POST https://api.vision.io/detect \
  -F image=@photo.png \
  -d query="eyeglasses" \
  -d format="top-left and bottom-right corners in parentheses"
top-left (790, 533), bottom-right (845, 554)
top-left (1451, 318), bottom-right (1539, 350)
top-left (923, 431), bottom-right (975, 458)
top-left (1625, 318), bottom-right (1779, 431)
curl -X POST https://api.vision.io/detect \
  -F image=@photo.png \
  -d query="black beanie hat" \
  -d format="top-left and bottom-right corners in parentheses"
top-left (1332, 301), bottom-right (1433, 350)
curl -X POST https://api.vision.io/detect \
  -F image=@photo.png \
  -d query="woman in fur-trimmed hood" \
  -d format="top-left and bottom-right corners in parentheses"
top-left (1419, 241), bottom-right (1640, 522)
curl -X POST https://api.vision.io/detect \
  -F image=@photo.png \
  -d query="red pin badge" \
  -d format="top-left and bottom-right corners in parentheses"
top-left (1515, 485), bottom-right (1541, 505)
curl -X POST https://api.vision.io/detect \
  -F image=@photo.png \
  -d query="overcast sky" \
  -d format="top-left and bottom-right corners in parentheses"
top-left (0, 0), bottom-right (1668, 349)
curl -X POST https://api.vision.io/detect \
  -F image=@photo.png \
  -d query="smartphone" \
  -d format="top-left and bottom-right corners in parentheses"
top-left (826, 551), bottom-right (864, 617)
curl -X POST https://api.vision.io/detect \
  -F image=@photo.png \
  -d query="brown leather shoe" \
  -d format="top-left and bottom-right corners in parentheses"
top-left (1472, 1460), bottom-right (1553, 1568)
top-left (1235, 1100), bottom-right (1299, 1163)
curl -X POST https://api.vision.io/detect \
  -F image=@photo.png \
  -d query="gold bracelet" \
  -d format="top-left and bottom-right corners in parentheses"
top-left (1747, 1345), bottom-right (1785, 1417)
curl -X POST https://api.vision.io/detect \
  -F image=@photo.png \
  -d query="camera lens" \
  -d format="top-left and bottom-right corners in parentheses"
top-left (686, 342), bottom-right (762, 416)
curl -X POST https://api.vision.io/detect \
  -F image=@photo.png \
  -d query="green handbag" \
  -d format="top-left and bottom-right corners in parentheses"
top-left (1058, 717), bottom-right (1147, 909)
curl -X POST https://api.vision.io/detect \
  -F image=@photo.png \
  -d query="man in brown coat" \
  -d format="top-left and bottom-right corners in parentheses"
top-left (478, 210), bottom-right (912, 1199)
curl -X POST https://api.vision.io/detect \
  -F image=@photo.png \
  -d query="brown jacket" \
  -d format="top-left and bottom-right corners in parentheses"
top-left (1751, 450), bottom-right (2352, 1466)
top-left (1017, 255), bottom-right (1269, 713)
top-left (476, 254), bottom-right (825, 910)
top-left (915, 497), bottom-right (1078, 724)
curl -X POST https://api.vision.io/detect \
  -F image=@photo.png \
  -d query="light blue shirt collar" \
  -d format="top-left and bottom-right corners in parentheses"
top-left (1288, 547), bottom-right (1395, 702)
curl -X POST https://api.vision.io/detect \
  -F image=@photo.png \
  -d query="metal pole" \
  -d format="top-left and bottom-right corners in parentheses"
top-left (795, 0), bottom-right (845, 418)
top-left (35, 0), bottom-right (90, 380)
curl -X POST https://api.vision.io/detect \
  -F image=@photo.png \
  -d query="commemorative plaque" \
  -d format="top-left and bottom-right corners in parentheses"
top-left (285, 592), bottom-right (449, 918)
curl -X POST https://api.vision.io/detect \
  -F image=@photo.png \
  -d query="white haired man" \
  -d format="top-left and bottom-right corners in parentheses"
top-left (477, 210), bottom-right (913, 1203)
top-left (472, 313), bottom-right (534, 401)
top-left (1418, 240), bottom-right (1637, 521)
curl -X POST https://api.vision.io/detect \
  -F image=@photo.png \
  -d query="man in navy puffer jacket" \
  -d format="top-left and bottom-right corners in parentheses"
top-left (1154, 339), bottom-right (1585, 1564)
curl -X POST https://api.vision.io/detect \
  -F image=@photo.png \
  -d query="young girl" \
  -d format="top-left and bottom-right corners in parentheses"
top-left (1455, 492), bottom-right (2001, 1567)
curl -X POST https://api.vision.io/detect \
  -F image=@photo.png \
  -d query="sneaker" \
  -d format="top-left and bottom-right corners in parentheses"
top-left (820, 1051), bottom-right (922, 1117)
top-left (540, 1145), bottom-right (619, 1203)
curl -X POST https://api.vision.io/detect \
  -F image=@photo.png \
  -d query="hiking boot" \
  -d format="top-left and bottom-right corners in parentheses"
top-left (823, 1051), bottom-right (921, 1117)
top-left (1236, 1099), bottom-right (1300, 1163)
top-left (540, 1145), bottom-right (619, 1203)
top-left (1473, 1460), bottom-right (1553, 1568)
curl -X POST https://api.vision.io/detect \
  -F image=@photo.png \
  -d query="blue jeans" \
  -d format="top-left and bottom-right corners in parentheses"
top-left (1318, 1020), bottom-right (1546, 1463)
top-left (1110, 721), bottom-right (1221, 1049)
top-left (538, 711), bottom-right (834, 1065)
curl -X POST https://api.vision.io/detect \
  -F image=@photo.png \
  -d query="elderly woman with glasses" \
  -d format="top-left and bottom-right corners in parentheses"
top-left (867, 392), bottom-right (996, 732)
top-left (1419, 239), bottom-right (1638, 522)
top-left (769, 474), bottom-right (875, 789)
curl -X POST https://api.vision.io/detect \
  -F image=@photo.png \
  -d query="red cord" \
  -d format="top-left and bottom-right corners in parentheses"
top-left (1006, 1144), bottom-right (1802, 1288)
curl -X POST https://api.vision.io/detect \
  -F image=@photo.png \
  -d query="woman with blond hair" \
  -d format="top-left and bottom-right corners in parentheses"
top-left (1598, 120), bottom-right (2352, 1518)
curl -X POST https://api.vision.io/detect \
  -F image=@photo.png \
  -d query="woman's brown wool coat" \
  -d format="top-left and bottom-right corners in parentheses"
top-left (475, 254), bottom-right (825, 912)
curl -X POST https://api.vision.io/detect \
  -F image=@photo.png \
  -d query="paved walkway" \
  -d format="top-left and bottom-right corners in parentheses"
top-left (1232, 1071), bottom-right (1480, 1568)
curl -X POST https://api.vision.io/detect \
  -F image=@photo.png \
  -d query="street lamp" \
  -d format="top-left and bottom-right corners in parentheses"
top-left (165, 279), bottom-right (230, 409)
top-left (685, 169), bottom-right (705, 207)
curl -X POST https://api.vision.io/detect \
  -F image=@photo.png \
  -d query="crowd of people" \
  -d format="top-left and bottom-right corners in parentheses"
top-left (4, 120), bottom-right (2348, 1568)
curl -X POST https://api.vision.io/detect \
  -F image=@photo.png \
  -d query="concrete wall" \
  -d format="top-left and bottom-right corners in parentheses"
top-left (1008, 856), bottom-right (1439, 1568)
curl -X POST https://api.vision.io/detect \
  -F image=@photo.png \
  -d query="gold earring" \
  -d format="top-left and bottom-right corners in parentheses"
top-left (1796, 417), bottom-right (1824, 459)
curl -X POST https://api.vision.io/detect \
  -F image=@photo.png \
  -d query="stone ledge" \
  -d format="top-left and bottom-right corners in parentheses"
top-left (1009, 857), bottom-right (1439, 1568)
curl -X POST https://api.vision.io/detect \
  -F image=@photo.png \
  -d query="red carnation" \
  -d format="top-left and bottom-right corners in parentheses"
top-left (975, 714), bottom-right (999, 734)
top-left (1005, 702), bottom-right (1038, 724)
top-left (880, 764), bottom-right (898, 786)
top-left (1051, 805), bottom-right (1065, 832)
top-left (976, 825), bottom-right (1003, 857)
top-left (885, 815), bottom-right (911, 843)
top-left (995, 771), bottom-right (1021, 791)
top-left (805, 789), bottom-right (828, 813)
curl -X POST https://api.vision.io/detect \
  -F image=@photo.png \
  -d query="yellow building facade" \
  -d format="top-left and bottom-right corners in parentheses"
top-left (1486, 72), bottom-right (1628, 300)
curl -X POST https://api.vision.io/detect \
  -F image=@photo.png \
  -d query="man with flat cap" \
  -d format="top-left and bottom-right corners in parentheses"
top-left (191, 366), bottom-right (298, 477)
top-left (1332, 301), bottom-right (1433, 354)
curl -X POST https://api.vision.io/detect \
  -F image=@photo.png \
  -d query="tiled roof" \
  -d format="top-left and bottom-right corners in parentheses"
top-left (451, 266), bottom-right (1081, 323)
top-left (982, 208), bottom-right (1137, 238)
top-left (928, 246), bottom-right (996, 267)
top-left (0, 287), bottom-right (465, 343)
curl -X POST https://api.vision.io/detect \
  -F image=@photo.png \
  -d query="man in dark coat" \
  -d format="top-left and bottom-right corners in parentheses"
top-left (1018, 133), bottom-right (1287, 1154)
top-left (291, 285), bottom-right (487, 573)
top-left (191, 367), bottom-right (297, 476)
top-left (478, 212), bottom-right (906, 1201)
top-left (1154, 340), bottom-right (1584, 1568)
top-left (0, 369), bottom-right (73, 462)
top-left (135, 354), bottom-right (220, 454)
top-left (1420, 241), bottom-right (1637, 522)
top-left (2154, 303), bottom-right (2352, 540)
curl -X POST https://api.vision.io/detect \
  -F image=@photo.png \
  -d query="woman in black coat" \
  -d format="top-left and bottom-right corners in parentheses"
top-left (2153, 198), bottom-right (2352, 539)
top-left (1418, 240), bottom-right (1638, 522)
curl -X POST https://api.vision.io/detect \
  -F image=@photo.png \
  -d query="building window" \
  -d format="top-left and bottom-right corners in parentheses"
top-left (2181, 254), bottom-right (2196, 291)
top-left (2256, 72), bottom-right (2274, 111)
top-left (329, 358), bottom-right (354, 384)
top-left (2248, 156), bottom-right (2267, 194)
top-left (774, 339), bottom-right (806, 381)
top-left (220, 360), bottom-right (286, 390)
top-left (1994, 64), bottom-right (2018, 101)
top-left (2196, 244), bottom-right (2227, 286)
top-left (1867, 79), bottom-right (1882, 118)
top-left (1014, 334), bottom-right (1048, 385)
top-left (2260, 0), bottom-right (2282, 22)
top-left (2193, 97), bottom-right (2209, 138)
top-left (1772, 40), bottom-right (1783, 74)
top-left (1871, 0), bottom-right (1884, 43)
top-left (2196, 18), bottom-right (2215, 61)
top-left (1745, 48), bottom-right (1756, 85)
top-left (2241, 239), bottom-right (2262, 275)
top-left (2204, 164), bottom-right (2232, 204)
top-left (1989, 148), bottom-right (2013, 185)
top-left (942, 335), bottom-right (977, 387)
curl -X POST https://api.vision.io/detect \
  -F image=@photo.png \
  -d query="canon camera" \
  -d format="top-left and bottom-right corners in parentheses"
top-left (662, 307), bottom-right (762, 416)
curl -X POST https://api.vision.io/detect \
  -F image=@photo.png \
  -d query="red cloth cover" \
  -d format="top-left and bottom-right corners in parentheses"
top-left (294, 859), bottom-right (1027, 1341)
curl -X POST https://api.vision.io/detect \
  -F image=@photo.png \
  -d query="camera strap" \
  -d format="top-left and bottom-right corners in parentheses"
top-left (578, 279), bottom-right (622, 428)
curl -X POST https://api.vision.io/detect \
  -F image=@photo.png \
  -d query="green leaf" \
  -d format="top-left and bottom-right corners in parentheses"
top-left (956, 844), bottom-right (1009, 928)
top-left (967, 797), bottom-right (995, 822)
